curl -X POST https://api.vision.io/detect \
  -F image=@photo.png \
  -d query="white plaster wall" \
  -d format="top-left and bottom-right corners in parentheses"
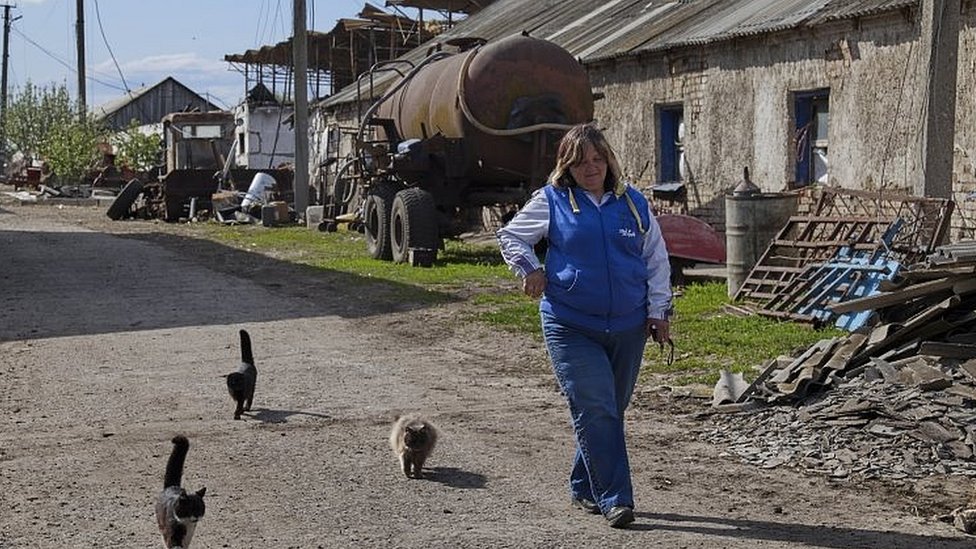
top-left (234, 104), bottom-right (295, 169)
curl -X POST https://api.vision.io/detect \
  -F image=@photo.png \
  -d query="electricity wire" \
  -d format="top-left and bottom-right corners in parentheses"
top-left (9, 25), bottom-right (126, 92)
top-left (92, 0), bottom-right (129, 93)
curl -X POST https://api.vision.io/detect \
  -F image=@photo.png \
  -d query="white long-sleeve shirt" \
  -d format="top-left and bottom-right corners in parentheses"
top-left (497, 185), bottom-right (673, 320)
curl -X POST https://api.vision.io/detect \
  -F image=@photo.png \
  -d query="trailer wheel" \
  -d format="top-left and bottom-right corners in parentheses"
top-left (364, 182), bottom-right (397, 260)
top-left (390, 187), bottom-right (438, 264)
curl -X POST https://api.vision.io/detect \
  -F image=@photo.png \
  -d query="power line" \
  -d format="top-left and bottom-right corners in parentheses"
top-left (257, 0), bottom-right (271, 47)
top-left (92, 0), bottom-right (129, 92)
top-left (273, 0), bottom-right (284, 43)
top-left (9, 24), bottom-right (126, 92)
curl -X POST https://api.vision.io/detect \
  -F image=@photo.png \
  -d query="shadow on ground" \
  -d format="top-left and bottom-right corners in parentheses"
top-left (247, 407), bottom-right (333, 424)
top-left (0, 228), bottom-right (459, 342)
top-left (636, 512), bottom-right (970, 549)
top-left (425, 466), bottom-right (488, 489)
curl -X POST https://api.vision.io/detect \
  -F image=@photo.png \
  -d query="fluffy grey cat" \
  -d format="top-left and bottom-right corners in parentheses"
top-left (155, 435), bottom-right (206, 549)
top-left (389, 414), bottom-right (438, 479)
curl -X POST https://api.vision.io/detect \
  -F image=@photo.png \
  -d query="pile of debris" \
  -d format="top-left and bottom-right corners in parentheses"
top-left (703, 187), bottom-right (976, 494)
top-left (705, 358), bottom-right (976, 480)
top-left (706, 241), bottom-right (976, 481)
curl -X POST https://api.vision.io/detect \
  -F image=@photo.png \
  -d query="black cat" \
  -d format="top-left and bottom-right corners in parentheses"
top-left (226, 329), bottom-right (257, 420)
top-left (155, 435), bottom-right (206, 548)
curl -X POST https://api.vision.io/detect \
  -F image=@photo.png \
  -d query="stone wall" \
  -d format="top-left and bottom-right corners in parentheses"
top-left (587, 11), bottom-right (924, 231)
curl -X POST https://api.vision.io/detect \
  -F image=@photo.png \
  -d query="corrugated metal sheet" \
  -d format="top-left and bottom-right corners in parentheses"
top-left (321, 0), bottom-right (918, 108)
top-left (813, 0), bottom-right (917, 23)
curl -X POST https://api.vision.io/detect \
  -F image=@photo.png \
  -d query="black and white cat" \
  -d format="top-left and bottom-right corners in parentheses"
top-left (155, 435), bottom-right (206, 549)
top-left (226, 329), bottom-right (257, 420)
top-left (389, 414), bottom-right (438, 479)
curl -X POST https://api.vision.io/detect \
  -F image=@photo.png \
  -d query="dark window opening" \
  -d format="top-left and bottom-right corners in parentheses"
top-left (658, 105), bottom-right (684, 183)
top-left (793, 89), bottom-right (829, 187)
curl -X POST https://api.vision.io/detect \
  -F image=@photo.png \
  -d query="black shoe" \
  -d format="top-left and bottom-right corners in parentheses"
top-left (606, 506), bottom-right (635, 528)
top-left (572, 497), bottom-right (601, 514)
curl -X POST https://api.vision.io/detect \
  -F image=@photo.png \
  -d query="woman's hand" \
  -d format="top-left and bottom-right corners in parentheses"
top-left (646, 318), bottom-right (670, 344)
top-left (522, 269), bottom-right (546, 299)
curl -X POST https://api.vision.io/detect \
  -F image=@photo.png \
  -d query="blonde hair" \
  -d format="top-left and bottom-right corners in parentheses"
top-left (548, 123), bottom-right (623, 191)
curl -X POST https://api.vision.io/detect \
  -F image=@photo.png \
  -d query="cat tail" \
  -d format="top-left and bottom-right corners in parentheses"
top-left (239, 329), bottom-right (254, 365)
top-left (164, 435), bottom-right (190, 488)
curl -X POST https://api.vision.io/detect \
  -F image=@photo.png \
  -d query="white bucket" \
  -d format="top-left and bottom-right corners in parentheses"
top-left (241, 172), bottom-right (276, 208)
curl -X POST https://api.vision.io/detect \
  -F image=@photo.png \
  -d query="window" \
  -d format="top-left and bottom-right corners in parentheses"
top-left (188, 125), bottom-right (222, 138)
top-left (658, 105), bottom-right (684, 183)
top-left (793, 89), bottom-right (829, 186)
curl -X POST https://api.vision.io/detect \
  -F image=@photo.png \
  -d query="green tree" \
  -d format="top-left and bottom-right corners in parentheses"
top-left (113, 120), bottom-right (162, 173)
top-left (2, 81), bottom-right (106, 183)
top-left (44, 116), bottom-right (105, 184)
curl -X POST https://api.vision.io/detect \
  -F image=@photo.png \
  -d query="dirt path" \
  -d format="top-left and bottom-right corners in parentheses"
top-left (0, 201), bottom-right (972, 548)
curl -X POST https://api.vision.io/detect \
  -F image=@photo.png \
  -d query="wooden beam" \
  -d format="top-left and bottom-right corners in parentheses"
top-left (827, 276), bottom-right (958, 313)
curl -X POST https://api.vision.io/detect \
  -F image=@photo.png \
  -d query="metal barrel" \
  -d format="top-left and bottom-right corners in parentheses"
top-left (725, 192), bottom-right (799, 297)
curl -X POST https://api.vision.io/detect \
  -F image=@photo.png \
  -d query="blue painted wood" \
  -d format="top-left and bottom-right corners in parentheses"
top-left (787, 219), bottom-right (905, 331)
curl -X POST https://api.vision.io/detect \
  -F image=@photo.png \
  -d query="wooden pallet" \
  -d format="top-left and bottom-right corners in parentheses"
top-left (734, 187), bottom-right (953, 310)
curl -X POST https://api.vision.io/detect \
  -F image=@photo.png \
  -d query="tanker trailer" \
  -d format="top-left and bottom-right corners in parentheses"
top-left (348, 33), bottom-right (594, 263)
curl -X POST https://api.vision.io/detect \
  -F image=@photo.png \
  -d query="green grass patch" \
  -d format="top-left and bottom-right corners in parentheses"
top-left (200, 224), bottom-right (512, 292)
top-left (471, 292), bottom-right (542, 336)
top-left (189, 223), bottom-right (843, 386)
top-left (644, 282), bottom-right (845, 385)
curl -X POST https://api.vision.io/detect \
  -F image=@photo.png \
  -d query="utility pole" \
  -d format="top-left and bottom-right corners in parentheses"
top-left (76, 0), bottom-right (86, 117)
top-left (917, 0), bottom-right (960, 199)
top-left (292, 0), bottom-right (309, 218)
top-left (0, 3), bottom-right (16, 168)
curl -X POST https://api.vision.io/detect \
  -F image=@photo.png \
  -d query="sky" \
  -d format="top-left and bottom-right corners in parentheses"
top-left (8, 0), bottom-right (419, 111)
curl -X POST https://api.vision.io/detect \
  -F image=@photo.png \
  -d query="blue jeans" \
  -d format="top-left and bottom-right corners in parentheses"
top-left (541, 310), bottom-right (647, 513)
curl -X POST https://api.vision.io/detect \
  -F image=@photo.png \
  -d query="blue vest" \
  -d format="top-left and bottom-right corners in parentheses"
top-left (541, 184), bottom-right (650, 332)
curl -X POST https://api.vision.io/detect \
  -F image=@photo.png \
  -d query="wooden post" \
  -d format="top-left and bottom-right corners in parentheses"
top-left (293, 0), bottom-right (310, 214)
top-left (917, 0), bottom-right (960, 199)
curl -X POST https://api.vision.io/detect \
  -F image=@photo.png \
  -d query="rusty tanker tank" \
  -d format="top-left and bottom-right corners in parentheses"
top-left (352, 33), bottom-right (594, 264)
top-left (374, 33), bottom-right (593, 187)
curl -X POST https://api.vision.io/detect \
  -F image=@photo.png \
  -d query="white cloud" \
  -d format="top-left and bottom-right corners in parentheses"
top-left (85, 51), bottom-right (245, 108)
top-left (92, 52), bottom-right (227, 76)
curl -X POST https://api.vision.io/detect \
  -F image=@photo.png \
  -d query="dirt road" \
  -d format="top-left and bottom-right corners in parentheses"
top-left (0, 202), bottom-right (971, 548)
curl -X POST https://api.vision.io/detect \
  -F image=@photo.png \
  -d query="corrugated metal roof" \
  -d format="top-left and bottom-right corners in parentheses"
top-left (385, 0), bottom-right (495, 13)
top-left (812, 0), bottom-right (916, 22)
top-left (321, 0), bottom-right (918, 108)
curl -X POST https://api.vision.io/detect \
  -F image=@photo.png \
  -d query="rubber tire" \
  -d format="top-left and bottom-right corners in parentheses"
top-left (105, 178), bottom-right (144, 220)
top-left (364, 182), bottom-right (398, 260)
top-left (390, 187), bottom-right (439, 264)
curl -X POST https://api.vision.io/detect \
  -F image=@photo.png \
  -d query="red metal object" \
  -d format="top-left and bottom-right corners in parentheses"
top-left (25, 167), bottom-right (41, 187)
top-left (657, 214), bottom-right (726, 264)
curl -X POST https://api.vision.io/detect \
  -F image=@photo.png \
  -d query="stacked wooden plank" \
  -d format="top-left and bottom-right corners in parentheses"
top-left (730, 241), bottom-right (976, 404)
